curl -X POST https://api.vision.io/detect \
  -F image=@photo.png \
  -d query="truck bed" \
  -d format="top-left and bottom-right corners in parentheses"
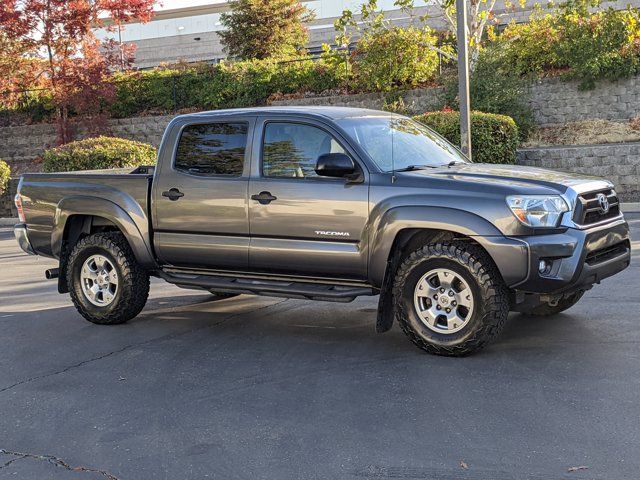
top-left (18, 167), bottom-right (154, 259)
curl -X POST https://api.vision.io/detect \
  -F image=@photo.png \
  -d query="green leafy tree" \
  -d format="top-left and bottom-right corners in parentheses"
top-left (431, 0), bottom-right (526, 70)
top-left (219, 0), bottom-right (315, 60)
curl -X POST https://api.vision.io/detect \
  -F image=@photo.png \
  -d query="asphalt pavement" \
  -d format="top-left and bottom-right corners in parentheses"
top-left (1, 216), bottom-right (639, 480)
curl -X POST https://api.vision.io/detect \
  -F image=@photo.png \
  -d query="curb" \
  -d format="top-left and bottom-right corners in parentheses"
top-left (621, 203), bottom-right (640, 213)
top-left (0, 218), bottom-right (17, 227)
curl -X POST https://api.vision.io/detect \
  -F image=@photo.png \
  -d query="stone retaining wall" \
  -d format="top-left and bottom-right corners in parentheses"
top-left (0, 115), bottom-right (173, 175)
top-left (0, 178), bottom-right (19, 218)
top-left (527, 76), bottom-right (640, 126)
top-left (272, 75), bottom-right (640, 126)
top-left (517, 143), bottom-right (640, 201)
top-left (2, 75), bottom-right (640, 174)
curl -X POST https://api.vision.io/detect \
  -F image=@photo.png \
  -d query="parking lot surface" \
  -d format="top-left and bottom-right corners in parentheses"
top-left (1, 216), bottom-right (639, 480)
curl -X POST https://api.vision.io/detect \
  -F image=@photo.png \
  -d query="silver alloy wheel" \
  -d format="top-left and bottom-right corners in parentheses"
top-left (413, 268), bottom-right (474, 334)
top-left (80, 254), bottom-right (119, 307)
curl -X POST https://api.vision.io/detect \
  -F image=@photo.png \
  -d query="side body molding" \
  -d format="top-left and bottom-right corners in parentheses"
top-left (52, 196), bottom-right (156, 268)
top-left (368, 206), bottom-right (529, 288)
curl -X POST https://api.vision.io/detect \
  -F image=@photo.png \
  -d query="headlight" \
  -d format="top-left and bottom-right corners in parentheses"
top-left (506, 195), bottom-right (569, 228)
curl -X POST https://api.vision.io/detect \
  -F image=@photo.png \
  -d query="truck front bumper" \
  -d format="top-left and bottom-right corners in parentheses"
top-left (14, 223), bottom-right (36, 255)
top-left (510, 218), bottom-right (630, 294)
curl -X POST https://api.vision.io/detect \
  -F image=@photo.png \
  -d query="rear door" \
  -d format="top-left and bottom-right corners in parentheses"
top-left (247, 116), bottom-right (370, 280)
top-left (152, 116), bottom-right (255, 270)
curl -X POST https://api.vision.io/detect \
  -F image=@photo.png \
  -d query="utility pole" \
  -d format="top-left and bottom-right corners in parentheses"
top-left (456, 0), bottom-right (472, 160)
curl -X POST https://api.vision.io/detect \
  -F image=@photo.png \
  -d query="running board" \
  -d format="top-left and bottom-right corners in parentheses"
top-left (157, 270), bottom-right (375, 303)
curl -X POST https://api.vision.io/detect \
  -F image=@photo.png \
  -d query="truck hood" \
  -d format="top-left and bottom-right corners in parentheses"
top-left (401, 163), bottom-right (611, 194)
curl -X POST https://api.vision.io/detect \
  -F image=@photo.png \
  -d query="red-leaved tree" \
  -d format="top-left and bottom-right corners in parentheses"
top-left (0, 0), bottom-right (155, 143)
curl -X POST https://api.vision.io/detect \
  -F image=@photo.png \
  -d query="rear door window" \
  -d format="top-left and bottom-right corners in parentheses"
top-left (175, 123), bottom-right (248, 176)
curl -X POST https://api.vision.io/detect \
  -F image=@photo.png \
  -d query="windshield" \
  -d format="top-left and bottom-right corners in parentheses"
top-left (336, 115), bottom-right (469, 172)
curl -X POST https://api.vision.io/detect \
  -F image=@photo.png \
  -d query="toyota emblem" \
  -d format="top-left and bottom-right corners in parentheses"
top-left (597, 193), bottom-right (610, 214)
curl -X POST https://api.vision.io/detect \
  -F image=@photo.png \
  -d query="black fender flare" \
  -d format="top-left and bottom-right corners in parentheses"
top-left (369, 206), bottom-right (528, 333)
top-left (52, 196), bottom-right (156, 268)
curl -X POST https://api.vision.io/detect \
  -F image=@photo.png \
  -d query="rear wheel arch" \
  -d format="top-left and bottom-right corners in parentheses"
top-left (57, 214), bottom-right (127, 294)
top-left (52, 196), bottom-right (155, 269)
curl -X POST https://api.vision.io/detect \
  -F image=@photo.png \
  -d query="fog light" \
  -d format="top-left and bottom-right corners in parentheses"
top-left (539, 259), bottom-right (552, 275)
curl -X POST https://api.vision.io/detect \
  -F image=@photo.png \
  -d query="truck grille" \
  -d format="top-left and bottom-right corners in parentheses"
top-left (573, 189), bottom-right (620, 226)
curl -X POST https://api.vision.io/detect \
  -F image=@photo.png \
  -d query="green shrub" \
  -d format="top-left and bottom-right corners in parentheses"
top-left (352, 26), bottom-right (440, 92)
top-left (110, 58), bottom-right (347, 118)
top-left (0, 159), bottom-right (10, 195)
top-left (555, 3), bottom-right (640, 89)
top-left (413, 111), bottom-right (519, 165)
top-left (42, 136), bottom-right (157, 173)
top-left (497, 12), bottom-right (561, 76)
top-left (494, 1), bottom-right (640, 89)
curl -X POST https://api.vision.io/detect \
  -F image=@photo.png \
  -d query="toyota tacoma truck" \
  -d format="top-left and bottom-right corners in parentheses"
top-left (13, 107), bottom-right (631, 356)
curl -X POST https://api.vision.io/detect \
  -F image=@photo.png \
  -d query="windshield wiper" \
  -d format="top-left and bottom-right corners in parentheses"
top-left (394, 165), bottom-right (437, 172)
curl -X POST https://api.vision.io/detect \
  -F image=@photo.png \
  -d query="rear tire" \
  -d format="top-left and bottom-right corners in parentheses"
top-left (520, 291), bottom-right (585, 317)
top-left (67, 232), bottom-right (149, 325)
top-left (393, 242), bottom-right (509, 356)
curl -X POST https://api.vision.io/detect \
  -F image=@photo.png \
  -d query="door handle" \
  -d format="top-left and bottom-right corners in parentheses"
top-left (162, 188), bottom-right (184, 201)
top-left (251, 191), bottom-right (277, 205)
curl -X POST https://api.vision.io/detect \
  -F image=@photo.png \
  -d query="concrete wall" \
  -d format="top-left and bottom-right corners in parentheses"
top-left (517, 143), bottom-right (640, 201)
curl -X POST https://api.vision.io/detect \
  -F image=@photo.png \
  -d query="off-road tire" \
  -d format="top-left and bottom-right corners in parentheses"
top-left (67, 232), bottom-right (150, 325)
top-left (208, 292), bottom-right (240, 301)
top-left (521, 291), bottom-right (585, 317)
top-left (393, 242), bottom-right (509, 356)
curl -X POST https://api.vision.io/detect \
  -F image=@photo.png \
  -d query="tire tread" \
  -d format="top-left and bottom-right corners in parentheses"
top-left (393, 242), bottom-right (509, 356)
top-left (67, 232), bottom-right (149, 325)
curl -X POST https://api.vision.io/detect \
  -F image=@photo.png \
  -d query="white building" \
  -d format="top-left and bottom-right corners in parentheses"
top-left (96, 0), bottom-right (638, 69)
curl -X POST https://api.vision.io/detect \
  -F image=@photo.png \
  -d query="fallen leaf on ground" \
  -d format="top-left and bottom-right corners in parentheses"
top-left (460, 460), bottom-right (469, 470)
top-left (567, 466), bottom-right (588, 473)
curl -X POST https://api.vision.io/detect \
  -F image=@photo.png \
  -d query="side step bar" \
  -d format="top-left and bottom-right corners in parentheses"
top-left (157, 270), bottom-right (375, 303)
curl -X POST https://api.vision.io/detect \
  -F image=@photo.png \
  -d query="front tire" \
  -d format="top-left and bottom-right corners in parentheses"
top-left (393, 242), bottom-right (509, 356)
top-left (67, 232), bottom-right (150, 325)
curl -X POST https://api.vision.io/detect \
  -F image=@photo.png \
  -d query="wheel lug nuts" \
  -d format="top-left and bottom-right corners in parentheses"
top-left (434, 294), bottom-right (438, 299)
top-left (446, 308), bottom-right (451, 313)
top-left (448, 291), bottom-right (454, 297)
top-left (436, 305), bottom-right (441, 310)
top-left (440, 288), bottom-right (445, 293)
top-left (452, 301), bottom-right (457, 306)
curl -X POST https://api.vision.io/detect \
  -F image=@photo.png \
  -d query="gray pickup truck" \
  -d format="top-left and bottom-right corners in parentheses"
top-left (13, 107), bottom-right (631, 355)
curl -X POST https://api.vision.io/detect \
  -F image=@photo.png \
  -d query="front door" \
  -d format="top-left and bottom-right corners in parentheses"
top-left (248, 118), bottom-right (369, 280)
top-left (153, 117), bottom-right (254, 270)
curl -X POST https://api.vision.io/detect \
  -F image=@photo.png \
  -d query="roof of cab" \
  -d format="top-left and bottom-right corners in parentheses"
top-left (174, 106), bottom-right (390, 121)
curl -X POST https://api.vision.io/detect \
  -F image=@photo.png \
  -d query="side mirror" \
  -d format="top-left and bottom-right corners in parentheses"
top-left (315, 153), bottom-right (356, 178)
